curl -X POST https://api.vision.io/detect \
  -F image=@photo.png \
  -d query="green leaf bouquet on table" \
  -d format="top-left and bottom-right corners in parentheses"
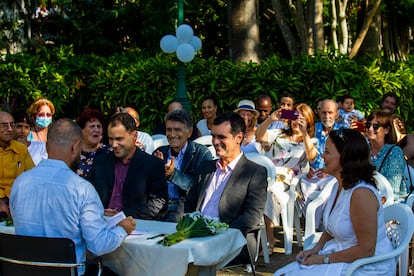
top-left (158, 212), bottom-right (229, 246)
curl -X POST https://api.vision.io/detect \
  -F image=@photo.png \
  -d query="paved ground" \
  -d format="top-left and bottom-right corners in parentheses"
top-left (217, 226), bottom-right (300, 276)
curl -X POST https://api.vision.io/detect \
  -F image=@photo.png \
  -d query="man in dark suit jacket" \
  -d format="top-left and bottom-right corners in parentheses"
top-left (88, 113), bottom-right (168, 220)
top-left (185, 111), bottom-right (267, 265)
top-left (154, 109), bottom-right (213, 222)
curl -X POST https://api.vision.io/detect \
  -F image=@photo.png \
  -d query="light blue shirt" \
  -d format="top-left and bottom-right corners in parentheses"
top-left (10, 159), bottom-right (127, 275)
top-left (200, 153), bottom-right (242, 218)
top-left (167, 143), bottom-right (187, 199)
top-left (312, 122), bottom-right (341, 169)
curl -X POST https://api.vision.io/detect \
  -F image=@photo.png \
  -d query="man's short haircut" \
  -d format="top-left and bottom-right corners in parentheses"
top-left (214, 111), bottom-right (246, 136)
top-left (381, 92), bottom-right (399, 106)
top-left (256, 94), bottom-right (272, 103)
top-left (321, 99), bottom-right (339, 111)
top-left (108, 112), bottom-right (136, 132)
top-left (47, 118), bottom-right (82, 148)
top-left (165, 109), bottom-right (193, 130)
top-left (279, 92), bottom-right (295, 102)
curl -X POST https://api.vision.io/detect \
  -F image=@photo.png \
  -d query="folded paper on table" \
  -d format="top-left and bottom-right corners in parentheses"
top-left (106, 211), bottom-right (126, 229)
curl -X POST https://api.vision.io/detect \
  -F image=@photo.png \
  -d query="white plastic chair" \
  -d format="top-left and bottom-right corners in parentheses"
top-left (345, 203), bottom-right (414, 276)
top-left (193, 135), bottom-right (216, 158)
top-left (374, 171), bottom-right (394, 207)
top-left (245, 153), bottom-right (274, 263)
top-left (298, 175), bottom-right (338, 249)
top-left (152, 134), bottom-right (169, 150)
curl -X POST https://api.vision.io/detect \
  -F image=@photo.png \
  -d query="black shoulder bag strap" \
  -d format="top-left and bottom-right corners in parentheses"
top-left (378, 145), bottom-right (396, 173)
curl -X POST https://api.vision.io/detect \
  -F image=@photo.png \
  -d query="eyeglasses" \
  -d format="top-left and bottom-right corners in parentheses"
top-left (0, 122), bottom-right (15, 129)
top-left (257, 109), bottom-right (270, 113)
top-left (37, 112), bottom-right (52, 118)
top-left (365, 122), bottom-right (381, 131)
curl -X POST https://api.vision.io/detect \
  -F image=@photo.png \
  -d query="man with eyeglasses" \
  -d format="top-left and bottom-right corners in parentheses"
top-left (0, 111), bottom-right (34, 220)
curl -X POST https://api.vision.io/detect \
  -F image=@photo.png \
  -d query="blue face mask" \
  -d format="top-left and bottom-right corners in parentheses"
top-left (36, 116), bottom-right (52, 128)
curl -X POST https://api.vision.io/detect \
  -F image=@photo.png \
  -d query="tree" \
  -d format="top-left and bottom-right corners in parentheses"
top-left (227, 0), bottom-right (260, 63)
top-left (0, 0), bottom-right (31, 55)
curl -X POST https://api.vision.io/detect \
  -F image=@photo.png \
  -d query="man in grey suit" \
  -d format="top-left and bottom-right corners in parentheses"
top-left (185, 111), bottom-right (267, 265)
top-left (154, 109), bottom-right (213, 222)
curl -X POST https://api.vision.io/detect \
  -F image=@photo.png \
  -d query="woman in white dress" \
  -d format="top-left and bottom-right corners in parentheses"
top-left (256, 103), bottom-right (318, 254)
top-left (275, 129), bottom-right (395, 276)
top-left (196, 96), bottom-right (217, 137)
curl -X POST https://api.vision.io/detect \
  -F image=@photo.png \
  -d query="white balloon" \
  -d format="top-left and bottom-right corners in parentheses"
top-left (176, 43), bottom-right (195, 63)
top-left (189, 36), bottom-right (202, 52)
top-left (160, 35), bottom-right (178, 54)
top-left (176, 24), bottom-right (193, 43)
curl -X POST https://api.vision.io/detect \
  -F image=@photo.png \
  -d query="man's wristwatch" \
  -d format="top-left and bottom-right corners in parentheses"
top-left (323, 254), bottom-right (330, 264)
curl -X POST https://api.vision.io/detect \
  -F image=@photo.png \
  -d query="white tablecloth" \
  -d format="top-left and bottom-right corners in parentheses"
top-left (103, 219), bottom-right (246, 276)
top-left (0, 220), bottom-right (246, 276)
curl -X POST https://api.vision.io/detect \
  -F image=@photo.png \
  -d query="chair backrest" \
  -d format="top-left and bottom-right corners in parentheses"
top-left (374, 171), bottom-right (394, 207)
top-left (345, 203), bottom-right (414, 276)
top-left (245, 153), bottom-right (276, 186)
top-left (0, 233), bottom-right (79, 276)
top-left (384, 203), bottom-right (414, 250)
top-left (152, 134), bottom-right (169, 150)
top-left (193, 135), bottom-right (216, 158)
top-left (193, 135), bottom-right (213, 146)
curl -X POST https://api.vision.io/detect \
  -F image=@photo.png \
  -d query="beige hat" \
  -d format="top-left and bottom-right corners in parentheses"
top-left (234, 100), bottom-right (259, 117)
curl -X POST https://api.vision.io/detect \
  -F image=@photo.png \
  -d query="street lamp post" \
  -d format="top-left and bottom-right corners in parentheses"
top-left (176, 0), bottom-right (188, 110)
top-left (160, 0), bottom-right (201, 112)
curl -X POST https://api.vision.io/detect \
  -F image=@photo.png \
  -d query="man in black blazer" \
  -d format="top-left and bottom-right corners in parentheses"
top-left (88, 113), bottom-right (168, 220)
top-left (185, 111), bottom-right (267, 265)
top-left (154, 109), bottom-right (213, 222)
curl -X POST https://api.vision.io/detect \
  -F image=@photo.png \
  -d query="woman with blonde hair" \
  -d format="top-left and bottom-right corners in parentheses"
top-left (27, 98), bottom-right (55, 143)
top-left (256, 103), bottom-right (318, 255)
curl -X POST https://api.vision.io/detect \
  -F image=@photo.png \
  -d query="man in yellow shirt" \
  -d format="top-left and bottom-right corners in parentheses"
top-left (0, 111), bottom-right (34, 218)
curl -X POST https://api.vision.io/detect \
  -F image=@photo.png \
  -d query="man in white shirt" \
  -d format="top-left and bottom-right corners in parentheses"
top-left (185, 111), bottom-right (267, 266)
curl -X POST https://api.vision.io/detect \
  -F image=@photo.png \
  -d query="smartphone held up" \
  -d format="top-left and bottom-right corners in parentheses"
top-left (281, 109), bottom-right (299, 120)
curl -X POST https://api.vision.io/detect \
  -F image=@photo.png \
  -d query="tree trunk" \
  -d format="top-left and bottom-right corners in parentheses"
top-left (349, 0), bottom-right (382, 59)
top-left (270, 0), bottom-right (300, 57)
top-left (313, 0), bottom-right (324, 52)
top-left (227, 0), bottom-right (260, 63)
top-left (338, 0), bottom-right (349, 54)
top-left (331, 0), bottom-right (339, 53)
top-left (381, 0), bottom-right (410, 61)
top-left (0, 0), bottom-right (30, 55)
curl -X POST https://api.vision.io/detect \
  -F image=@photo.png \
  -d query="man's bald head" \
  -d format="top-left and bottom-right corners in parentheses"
top-left (47, 119), bottom-right (82, 171)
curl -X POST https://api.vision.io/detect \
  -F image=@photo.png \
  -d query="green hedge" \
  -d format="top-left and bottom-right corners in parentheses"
top-left (1, 45), bottom-right (413, 133)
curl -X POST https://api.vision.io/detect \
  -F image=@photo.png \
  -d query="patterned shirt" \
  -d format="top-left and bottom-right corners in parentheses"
top-left (311, 122), bottom-right (341, 169)
top-left (77, 144), bottom-right (112, 178)
top-left (371, 143), bottom-right (407, 202)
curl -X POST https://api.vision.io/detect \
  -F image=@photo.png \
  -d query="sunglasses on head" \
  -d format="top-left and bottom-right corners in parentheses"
top-left (365, 122), bottom-right (381, 131)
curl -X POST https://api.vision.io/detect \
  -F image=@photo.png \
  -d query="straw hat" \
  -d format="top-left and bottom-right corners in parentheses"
top-left (234, 100), bottom-right (259, 117)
